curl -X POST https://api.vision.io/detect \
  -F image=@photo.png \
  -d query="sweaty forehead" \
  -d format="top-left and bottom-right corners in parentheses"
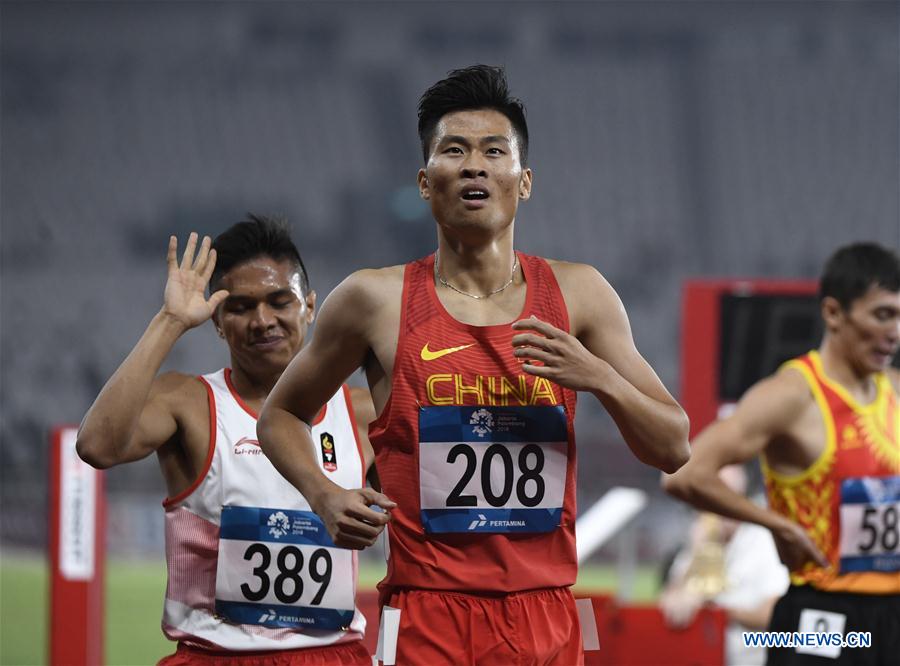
top-left (433, 109), bottom-right (518, 145)
top-left (219, 258), bottom-right (302, 297)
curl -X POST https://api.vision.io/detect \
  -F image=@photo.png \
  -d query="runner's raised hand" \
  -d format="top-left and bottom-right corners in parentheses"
top-left (162, 232), bottom-right (229, 330)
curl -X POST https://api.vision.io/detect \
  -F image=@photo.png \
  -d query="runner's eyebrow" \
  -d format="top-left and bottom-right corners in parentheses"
top-left (223, 289), bottom-right (295, 304)
top-left (223, 295), bottom-right (255, 304)
top-left (439, 135), bottom-right (471, 146)
top-left (266, 289), bottom-right (296, 300)
top-left (439, 135), bottom-right (511, 146)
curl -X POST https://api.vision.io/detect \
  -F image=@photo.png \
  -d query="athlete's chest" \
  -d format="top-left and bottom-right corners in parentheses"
top-left (213, 406), bottom-right (361, 633)
top-left (413, 327), bottom-right (565, 411)
top-left (365, 288), bottom-right (532, 403)
top-left (434, 284), bottom-right (528, 327)
top-left (771, 393), bottom-right (899, 479)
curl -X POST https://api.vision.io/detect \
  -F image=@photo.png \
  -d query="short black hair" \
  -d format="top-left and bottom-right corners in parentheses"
top-left (417, 64), bottom-right (529, 166)
top-left (820, 242), bottom-right (900, 309)
top-left (210, 213), bottom-right (309, 294)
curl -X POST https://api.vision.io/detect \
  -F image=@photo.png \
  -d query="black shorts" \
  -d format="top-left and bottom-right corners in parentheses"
top-left (766, 585), bottom-right (900, 666)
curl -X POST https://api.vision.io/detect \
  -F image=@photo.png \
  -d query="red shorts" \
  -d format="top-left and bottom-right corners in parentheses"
top-left (157, 640), bottom-right (371, 666)
top-left (382, 586), bottom-right (583, 666)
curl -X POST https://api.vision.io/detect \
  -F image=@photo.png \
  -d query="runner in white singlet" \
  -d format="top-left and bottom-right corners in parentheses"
top-left (76, 215), bottom-right (393, 665)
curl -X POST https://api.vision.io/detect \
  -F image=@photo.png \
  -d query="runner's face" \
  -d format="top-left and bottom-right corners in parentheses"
top-left (830, 285), bottom-right (900, 373)
top-left (214, 258), bottom-right (315, 374)
top-left (418, 109), bottom-right (532, 236)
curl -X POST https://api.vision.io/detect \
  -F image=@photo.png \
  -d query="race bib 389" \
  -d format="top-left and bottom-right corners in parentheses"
top-left (215, 506), bottom-right (355, 630)
top-left (418, 405), bottom-right (568, 534)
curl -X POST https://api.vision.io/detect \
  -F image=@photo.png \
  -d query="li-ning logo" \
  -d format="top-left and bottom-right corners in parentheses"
top-left (258, 609), bottom-right (279, 623)
top-left (468, 514), bottom-right (487, 530)
top-left (267, 511), bottom-right (290, 539)
top-left (469, 409), bottom-right (493, 438)
top-left (234, 437), bottom-right (264, 456)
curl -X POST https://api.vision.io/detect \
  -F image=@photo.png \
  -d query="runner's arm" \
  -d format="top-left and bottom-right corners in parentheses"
top-left (258, 272), bottom-right (395, 548)
top-left (513, 263), bottom-right (689, 473)
top-left (76, 234), bottom-right (226, 468)
top-left (663, 371), bottom-right (828, 568)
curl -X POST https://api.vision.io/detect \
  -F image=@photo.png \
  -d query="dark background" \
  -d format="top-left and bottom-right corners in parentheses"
top-left (2, 1), bottom-right (898, 563)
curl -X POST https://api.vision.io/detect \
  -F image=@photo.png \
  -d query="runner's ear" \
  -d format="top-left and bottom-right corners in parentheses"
top-left (418, 169), bottom-right (431, 200)
top-left (304, 290), bottom-right (317, 325)
top-left (518, 168), bottom-right (533, 201)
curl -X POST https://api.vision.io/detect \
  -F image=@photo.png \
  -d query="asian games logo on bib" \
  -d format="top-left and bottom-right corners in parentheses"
top-left (267, 511), bottom-right (290, 539)
top-left (469, 409), bottom-right (493, 438)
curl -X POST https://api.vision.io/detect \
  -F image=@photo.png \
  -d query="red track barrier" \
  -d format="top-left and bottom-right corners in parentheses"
top-left (48, 426), bottom-right (105, 665)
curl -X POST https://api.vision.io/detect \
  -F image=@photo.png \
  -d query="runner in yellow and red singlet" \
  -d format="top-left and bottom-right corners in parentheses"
top-left (258, 65), bottom-right (691, 665)
top-left (666, 243), bottom-right (900, 666)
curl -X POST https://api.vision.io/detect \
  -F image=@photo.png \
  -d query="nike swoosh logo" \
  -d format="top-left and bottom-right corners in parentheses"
top-left (420, 342), bottom-right (475, 361)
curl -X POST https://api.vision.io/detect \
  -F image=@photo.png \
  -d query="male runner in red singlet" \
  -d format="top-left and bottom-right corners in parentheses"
top-left (665, 243), bottom-right (900, 665)
top-left (77, 216), bottom-right (385, 665)
top-left (257, 66), bottom-right (691, 665)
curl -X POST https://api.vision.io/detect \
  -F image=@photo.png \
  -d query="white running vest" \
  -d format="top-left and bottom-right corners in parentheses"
top-left (161, 368), bottom-right (366, 651)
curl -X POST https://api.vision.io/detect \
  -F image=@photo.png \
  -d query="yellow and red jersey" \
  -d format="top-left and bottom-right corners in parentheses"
top-left (763, 351), bottom-right (900, 594)
top-left (369, 252), bottom-right (578, 594)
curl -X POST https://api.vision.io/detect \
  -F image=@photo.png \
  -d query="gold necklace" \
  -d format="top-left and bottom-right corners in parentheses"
top-left (434, 253), bottom-right (519, 299)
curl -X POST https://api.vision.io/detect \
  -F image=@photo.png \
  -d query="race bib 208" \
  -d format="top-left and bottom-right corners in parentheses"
top-left (418, 405), bottom-right (568, 534)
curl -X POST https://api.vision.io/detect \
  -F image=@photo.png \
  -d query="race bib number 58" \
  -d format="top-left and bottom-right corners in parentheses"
top-left (419, 405), bottom-right (568, 534)
top-left (215, 506), bottom-right (354, 630)
top-left (838, 477), bottom-right (900, 573)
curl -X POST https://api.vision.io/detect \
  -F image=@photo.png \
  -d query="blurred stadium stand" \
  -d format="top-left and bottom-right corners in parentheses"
top-left (1, 1), bottom-right (897, 569)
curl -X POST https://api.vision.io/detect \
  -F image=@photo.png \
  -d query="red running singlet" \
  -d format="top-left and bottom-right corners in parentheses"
top-left (369, 252), bottom-right (579, 594)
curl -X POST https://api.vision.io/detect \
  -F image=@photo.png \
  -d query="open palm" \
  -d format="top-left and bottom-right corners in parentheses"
top-left (162, 232), bottom-right (229, 329)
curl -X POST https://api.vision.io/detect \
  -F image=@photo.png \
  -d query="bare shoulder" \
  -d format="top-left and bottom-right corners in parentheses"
top-left (544, 259), bottom-right (607, 288)
top-left (342, 265), bottom-right (405, 294)
top-left (151, 371), bottom-right (210, 422)
top-left (326, 266), bottom-right (405, 316)
top-left (308, 266), bottom-right (405, 361)
top-left (544, 259), bottom-right (624, 335)
top-left (736, 366), bottom-right (812, 427)
top-left (153, 370), bottom-right (207, 397)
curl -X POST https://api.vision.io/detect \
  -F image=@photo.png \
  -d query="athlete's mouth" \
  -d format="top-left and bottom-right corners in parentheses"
top-left (460, 185), bottom-right (490, 201)
top-left (875, 341), bottom-right (898, 355)
top-left (251, 336), bottom-right (285, 349)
